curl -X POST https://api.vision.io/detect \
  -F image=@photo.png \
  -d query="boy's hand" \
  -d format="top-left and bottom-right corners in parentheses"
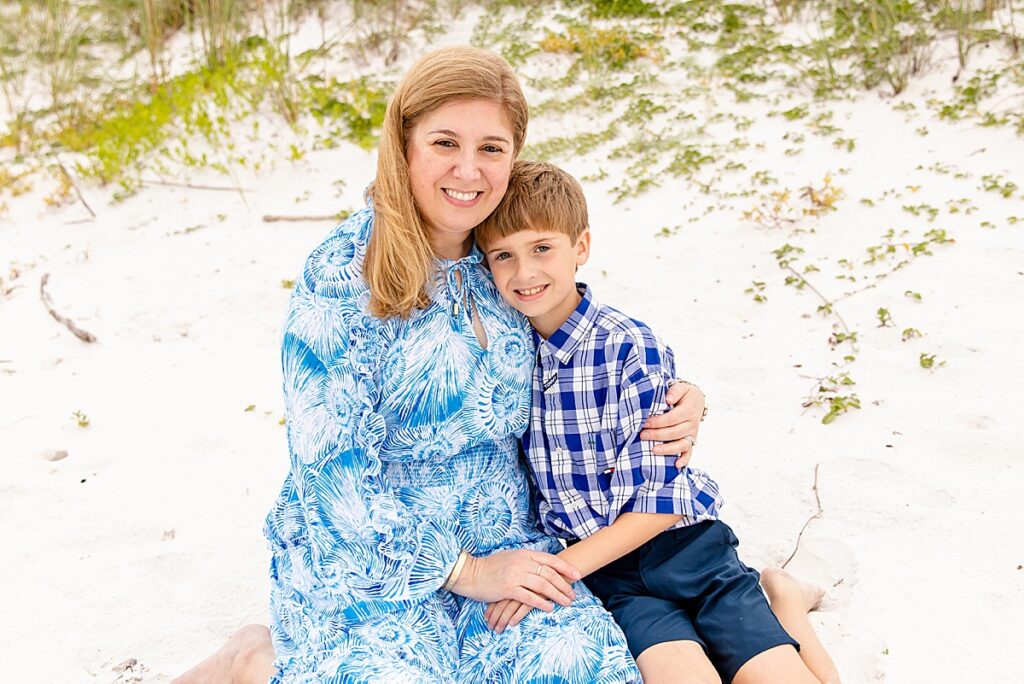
top-left (485, 599), bottom-right (535, 633)
top-left (641, 381), bottom-right (705, 466)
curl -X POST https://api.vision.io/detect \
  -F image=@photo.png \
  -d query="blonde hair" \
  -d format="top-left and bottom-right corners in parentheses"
top-left (475, 160), bottom-right (589, 249)
top-left (365, 45), bottom-right (529, 318)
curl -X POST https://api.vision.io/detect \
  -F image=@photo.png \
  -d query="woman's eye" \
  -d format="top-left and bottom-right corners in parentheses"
top-left (434, 140), bottom-right (456, 148)
top-left (482, 145), bottom-right (504, 154)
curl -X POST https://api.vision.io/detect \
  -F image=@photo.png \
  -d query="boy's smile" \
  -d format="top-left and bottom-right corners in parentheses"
top-left (485, 228), bottom-right (591, 338)
top-left (514, 284), bottom-right (549, 300)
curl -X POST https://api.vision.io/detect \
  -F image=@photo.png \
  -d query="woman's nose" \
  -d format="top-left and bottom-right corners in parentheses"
top-left (452, 152), bottom-right (481, 182)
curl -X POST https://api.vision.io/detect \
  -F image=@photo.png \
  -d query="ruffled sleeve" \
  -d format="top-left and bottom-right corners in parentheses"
top-left (266, 208), bottom-right (462, 610)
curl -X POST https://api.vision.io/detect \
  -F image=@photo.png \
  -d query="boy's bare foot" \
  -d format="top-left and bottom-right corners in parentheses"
top-left (171, 624), bottom-right (271, 684)
top-left (760, 567), bottom-right (825, 613)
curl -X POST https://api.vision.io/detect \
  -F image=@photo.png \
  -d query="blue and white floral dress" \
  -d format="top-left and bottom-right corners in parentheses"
top-left (264, 207), bottom-right (640, 683)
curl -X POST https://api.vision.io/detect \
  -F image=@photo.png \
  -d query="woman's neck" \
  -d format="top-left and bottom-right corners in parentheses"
top-left (429, 229), bottom-right (475, 261)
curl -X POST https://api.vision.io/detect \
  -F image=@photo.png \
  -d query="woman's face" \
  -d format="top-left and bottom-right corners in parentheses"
top-left (406, 99), bottom-right (515, 249)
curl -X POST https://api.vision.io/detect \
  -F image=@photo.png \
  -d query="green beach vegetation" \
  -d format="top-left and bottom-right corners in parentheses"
top-left (1, 0), bottom-right (1020, 422)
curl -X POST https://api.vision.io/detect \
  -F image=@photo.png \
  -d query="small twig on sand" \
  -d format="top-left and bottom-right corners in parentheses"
top-left (782, 462), bottom-right (823, 569)
top-left (262, 214), bottom-right (338, 223)
top-left (782, 263), bottom-right (850, 335)
top-left (1, 276), bottom-right (22, 297)
top-left (39, 273), bottom-right (97, 343)
top-left (57, 164), bottom-right (96, 218)
top-left (140, 179), bottom-right (254, 192)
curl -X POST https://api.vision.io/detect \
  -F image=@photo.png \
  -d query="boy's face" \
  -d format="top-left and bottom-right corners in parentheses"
top-left (485, 227), bottom-right (591, 338)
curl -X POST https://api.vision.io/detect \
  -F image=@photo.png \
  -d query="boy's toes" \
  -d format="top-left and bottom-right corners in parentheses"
top-left (761, 567), bottom-right (825, 613)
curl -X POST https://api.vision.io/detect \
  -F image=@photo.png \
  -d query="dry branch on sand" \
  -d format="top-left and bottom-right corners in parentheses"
top-left (261, 214), bottom-right (339, 223)
top-left (39, 273), bottom-right (97, 343)
top-left (782, 462), bottom-right (823, 569)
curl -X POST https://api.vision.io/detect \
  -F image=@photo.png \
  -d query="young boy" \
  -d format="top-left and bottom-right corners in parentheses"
top-left (476, 161), bottom-right (840, 684)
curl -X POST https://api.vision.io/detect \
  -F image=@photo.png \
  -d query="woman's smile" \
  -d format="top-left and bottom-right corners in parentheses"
top-left (442, 188), bottom-right (483, 204)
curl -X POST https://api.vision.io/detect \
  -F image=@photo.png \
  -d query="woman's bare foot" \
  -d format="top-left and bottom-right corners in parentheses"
top-left (172, 624), bottom-right (273, 684)
top-left (760, 567), bottom-right (825, 613)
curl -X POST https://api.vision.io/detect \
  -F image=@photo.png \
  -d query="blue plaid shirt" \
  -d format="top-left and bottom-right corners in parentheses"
top-left (522, 284), bottom-right (722, 540)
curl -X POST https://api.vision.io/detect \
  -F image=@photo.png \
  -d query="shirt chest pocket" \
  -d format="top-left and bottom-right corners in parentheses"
top-left (549, 428), bottom-right (619, 496)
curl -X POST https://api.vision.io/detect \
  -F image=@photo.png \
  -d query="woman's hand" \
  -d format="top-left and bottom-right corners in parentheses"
top-left (451, 549), bottom-right (580, 612)
top-left (485, 599), bottom-right (534, 633)
top-left (641, 381), bottom-right (705, 469)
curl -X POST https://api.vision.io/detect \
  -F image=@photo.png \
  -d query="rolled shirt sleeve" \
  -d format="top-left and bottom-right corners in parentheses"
top-left (607, 338), bottom-right (720, 524)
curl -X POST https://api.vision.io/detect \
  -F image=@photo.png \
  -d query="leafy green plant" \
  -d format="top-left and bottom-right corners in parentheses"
top-left (980, 173), bottom-right (1018, 198)
top-left (745, 280), bottom-right (767, 302)
top-left (804, 372), bottom-right (861, 424)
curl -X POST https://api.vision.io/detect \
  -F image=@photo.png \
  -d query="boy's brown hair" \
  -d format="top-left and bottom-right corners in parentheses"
top-left (476, 160), bottom-right (589, 249)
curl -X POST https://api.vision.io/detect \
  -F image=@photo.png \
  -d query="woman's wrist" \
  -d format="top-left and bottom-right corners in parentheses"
top-left (443, 549), bottom-right (470, 591)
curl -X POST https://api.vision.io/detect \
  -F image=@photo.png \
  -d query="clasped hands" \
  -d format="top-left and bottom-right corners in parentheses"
top-left (449, 548), bottom-right (580, 634)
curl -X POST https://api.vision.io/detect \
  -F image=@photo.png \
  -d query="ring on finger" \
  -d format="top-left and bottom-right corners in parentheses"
top-left (534, 564), bottom-right (544, 576)
top-left (682, 435), bottom-right (696, 447)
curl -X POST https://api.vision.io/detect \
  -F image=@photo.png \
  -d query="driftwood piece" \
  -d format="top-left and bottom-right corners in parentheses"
top-left (262, 214), bottom-right (340, 223)
top-left (39, 273), bottom-right (97, 343)
top-left (140, 179), bottom-right (254, 192)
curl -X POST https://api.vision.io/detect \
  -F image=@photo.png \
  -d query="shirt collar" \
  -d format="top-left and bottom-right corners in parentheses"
top-left (536, 283), bottom-right (597, 365)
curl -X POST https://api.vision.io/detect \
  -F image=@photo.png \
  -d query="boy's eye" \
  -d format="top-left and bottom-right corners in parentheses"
top-left (492, 252), bottom-right (511, 261)
top-left (534, 245), bottom-right (550, 254)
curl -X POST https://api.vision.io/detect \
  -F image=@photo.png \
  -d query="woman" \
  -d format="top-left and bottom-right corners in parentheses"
top-left (175, 46), bottom-right (705, 683)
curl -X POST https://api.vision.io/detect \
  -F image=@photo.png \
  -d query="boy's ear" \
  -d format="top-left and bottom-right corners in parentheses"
top-left (575, 229), bottom-right (591, 267)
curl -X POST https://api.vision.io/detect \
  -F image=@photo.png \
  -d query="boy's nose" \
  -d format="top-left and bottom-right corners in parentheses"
top-left (514, 261), bottom-right (537, 282)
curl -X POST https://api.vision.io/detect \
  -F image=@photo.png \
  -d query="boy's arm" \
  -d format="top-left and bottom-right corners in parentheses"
top-left (565, 336), bottom-right (683, 576)
top-left (487, 336), bottom-right (684, 633)
top-left (557, 511), bottom-right (681, 577)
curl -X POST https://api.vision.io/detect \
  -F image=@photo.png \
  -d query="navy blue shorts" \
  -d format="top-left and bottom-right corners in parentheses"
top-left (580, 520), bottom-right (799, 683)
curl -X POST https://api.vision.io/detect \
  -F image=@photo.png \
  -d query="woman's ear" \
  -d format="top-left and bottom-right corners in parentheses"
top-left (575, 229), bottom-right (592, 267)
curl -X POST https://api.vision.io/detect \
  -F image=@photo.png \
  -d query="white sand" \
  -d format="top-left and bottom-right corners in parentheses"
top-left (2, 9), bottom-right (1023, 683)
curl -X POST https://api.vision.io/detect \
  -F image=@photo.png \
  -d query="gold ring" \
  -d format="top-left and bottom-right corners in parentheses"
top-left (535, 564), bottom-right (543, 575)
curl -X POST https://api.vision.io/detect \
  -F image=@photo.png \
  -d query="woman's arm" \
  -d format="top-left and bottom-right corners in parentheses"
top-left (274, 211), bottom-right (466, 605)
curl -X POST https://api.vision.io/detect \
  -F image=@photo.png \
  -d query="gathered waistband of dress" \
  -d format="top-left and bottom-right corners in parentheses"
top-left (381, 438), bottom-right (521, 487)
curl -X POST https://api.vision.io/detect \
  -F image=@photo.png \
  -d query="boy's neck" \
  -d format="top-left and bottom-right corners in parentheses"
top-left (530, 286), bottom-right (583, 340)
